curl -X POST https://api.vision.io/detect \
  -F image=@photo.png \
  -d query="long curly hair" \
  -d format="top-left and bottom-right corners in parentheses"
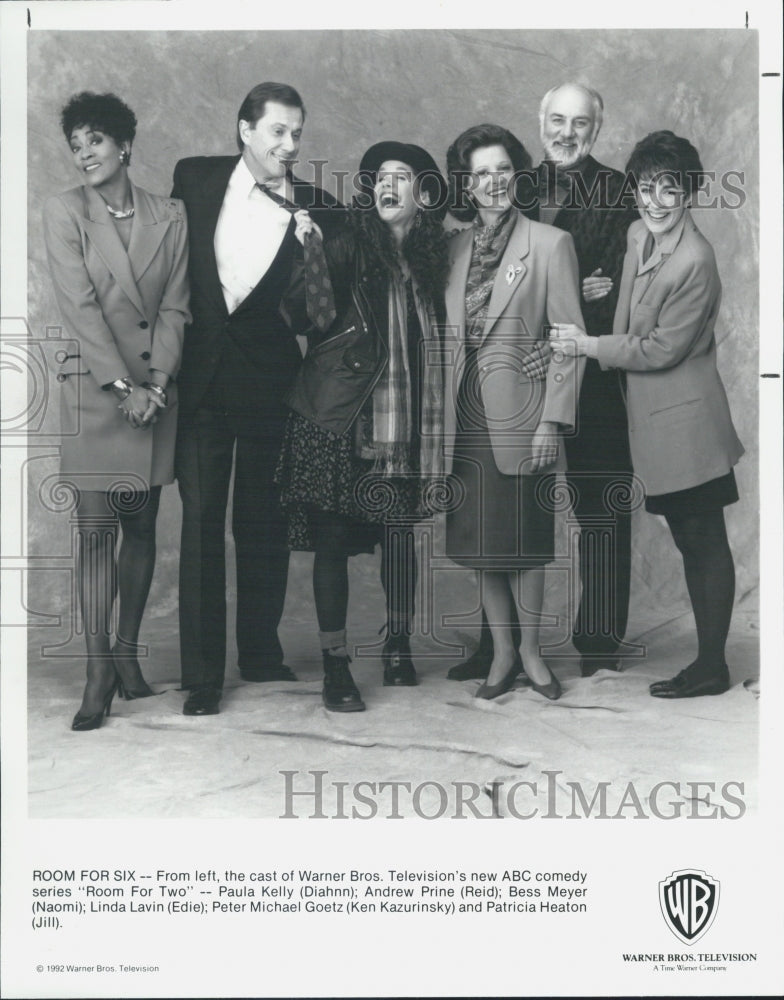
top-left (348, 205), bottom-right (449, 306)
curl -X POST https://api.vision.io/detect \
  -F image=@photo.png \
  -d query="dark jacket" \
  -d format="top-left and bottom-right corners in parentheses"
top-left (531, 155), bottom-right (638, 471)
top-left (284, 232), bottom-right (392, 436)
top-left (171, 156), bottom-right (344, 419)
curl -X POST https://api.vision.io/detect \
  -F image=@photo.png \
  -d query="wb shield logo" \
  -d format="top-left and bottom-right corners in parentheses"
top-left (659, 869), bottom-right (720, 945)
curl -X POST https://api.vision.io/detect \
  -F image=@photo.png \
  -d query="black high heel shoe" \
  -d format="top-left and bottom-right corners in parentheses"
top-left (111, 646), bottom-right (156, 700)
top-left (526, 663), bottom-right (562, 701)
top-left (71, 676), bottom-right (119, 732)
top-left (382, 634), bottom-right (418, 687)
top-left (475, 654), bottom-right (523, 700)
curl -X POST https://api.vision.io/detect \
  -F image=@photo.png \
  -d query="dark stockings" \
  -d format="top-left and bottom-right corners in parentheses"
top-left (313, 551), bottom-right (350, 639)
top-left (380, 525), bottom-right (417, 639)
top-left (74, 487), bottom-right (161, 712)
top-left (312, 525), bottom-right (418, 653)
top-left (665, 508), bottom-right (735, 673)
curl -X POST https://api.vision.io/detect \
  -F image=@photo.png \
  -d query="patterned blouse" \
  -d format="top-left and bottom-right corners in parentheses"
top-left (464, 209), bottom-right (517, 342)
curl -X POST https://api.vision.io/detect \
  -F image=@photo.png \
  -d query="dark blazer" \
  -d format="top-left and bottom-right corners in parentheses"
top-left (43, 183), bottom-right (190, 488)
top-left (443, 213), bottom-right (585, 476)
top-left (531, 156), bottom-right (638, 469)
top-left (597, 213), bottom-right (744, 495)
top-left (171, 156), bottom-right (343, 418)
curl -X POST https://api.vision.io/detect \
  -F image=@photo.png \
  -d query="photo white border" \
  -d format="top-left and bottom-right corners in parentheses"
top-left (2, 2), bottom-right (782, 997)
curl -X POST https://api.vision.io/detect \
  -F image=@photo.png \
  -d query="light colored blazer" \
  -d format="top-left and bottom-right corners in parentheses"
top-left (596, 213), bottom-right (743, 496)
top-left (43, 183), bottom-right (190, 489)
top-left (443, 212), bottom-right (586, 476)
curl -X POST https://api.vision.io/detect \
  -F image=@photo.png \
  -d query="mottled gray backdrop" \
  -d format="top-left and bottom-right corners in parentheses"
top-left (26, 29), bottom-right (758, 648)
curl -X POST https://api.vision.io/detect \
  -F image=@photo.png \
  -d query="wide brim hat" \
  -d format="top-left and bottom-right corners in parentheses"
top-left (356, 140), bottom-right (448, 218)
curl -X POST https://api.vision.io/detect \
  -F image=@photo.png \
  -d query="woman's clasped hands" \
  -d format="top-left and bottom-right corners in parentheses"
top-left (117, 384), bottom-right (164, 429)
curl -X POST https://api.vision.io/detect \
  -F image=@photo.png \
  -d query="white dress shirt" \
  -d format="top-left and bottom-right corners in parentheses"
top-left (213, 157), bottom-right (292, 314)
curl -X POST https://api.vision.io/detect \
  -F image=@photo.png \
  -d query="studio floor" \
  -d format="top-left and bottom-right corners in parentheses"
top-left (26, 550), bottom-right (760, 821)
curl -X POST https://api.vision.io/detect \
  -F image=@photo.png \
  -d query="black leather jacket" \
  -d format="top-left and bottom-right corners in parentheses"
top-left (283, 232), bottom-right (391, 436)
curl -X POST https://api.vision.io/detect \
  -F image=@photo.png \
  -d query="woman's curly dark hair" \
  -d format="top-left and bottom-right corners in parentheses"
top-left (60, 91), bottom-right (137, 146)
top-left (348, 205), bottom-right (449, 307)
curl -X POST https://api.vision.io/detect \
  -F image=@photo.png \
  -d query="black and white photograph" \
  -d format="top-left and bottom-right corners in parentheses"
top-left (1, 1), bottom-right (782, 997)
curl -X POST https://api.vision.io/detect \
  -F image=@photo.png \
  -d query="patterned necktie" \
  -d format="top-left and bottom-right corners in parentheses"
top-left (257, 182), bottom-right (337, 332)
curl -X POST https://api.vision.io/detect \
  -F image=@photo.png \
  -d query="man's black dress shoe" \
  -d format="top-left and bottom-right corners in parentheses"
top-left (322, 652), bottom-right (365, 712)
top-left (650, 667), bottom-right (730, 699)
top-left (239, 665), bottom-right (297, 683)
top-left (183, 686), bottom-right (222, 716)
top-left (580, 657), bottom-right (621, 678)
top-left (382, 636), bottom-right (418, 687)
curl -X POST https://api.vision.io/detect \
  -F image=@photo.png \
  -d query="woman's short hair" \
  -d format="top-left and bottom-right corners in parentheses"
top-left (625, 130), bottom-right (705, 199)
top-left (446, 123), bottom-right (533, 222)
top-left (235, 82), bottom-right (306, 151)
top-left (60, 92), bottom-right (137, 145)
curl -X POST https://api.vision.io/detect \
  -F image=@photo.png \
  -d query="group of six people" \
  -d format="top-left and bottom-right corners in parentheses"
top-left (42, 79), bottom-right (743, 730)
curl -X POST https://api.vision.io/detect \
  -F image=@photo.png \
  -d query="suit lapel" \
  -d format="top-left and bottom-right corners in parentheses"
top-left (445, 228), bottom-right (472, 331)
top-left (480, 213), bottom-right (530, 344)
top-left (127, 183), bottom-right (170, 285)
top-left (444, 228), bottom-right (473, 393)
top-left (199, 158), bottom-right (239, 317)
top-left (81, 186), bottom-right (147, 317)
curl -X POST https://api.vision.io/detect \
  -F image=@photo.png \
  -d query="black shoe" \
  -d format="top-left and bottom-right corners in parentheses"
top-left (322, 652), bottom-right (365, 712)
top-left (650, 666), bottom-right (730, 699)
top-left (111, 644), bottom-right (156, 699)
top-left (527, 664), bottom-right (562, 701)
top-left (580, 657), bottom-right (621, 678)
top-left (183, 686), bottom-right (222, 716)
top-left (447, 647), bottom-right (492, 681)
top-left (475, 654), bottom-right (522, 700)
top-left (240, 664), bottom-right (297, 683)
top-left (71, 676), bottom-right (119, 732)
top-left (382, 635), bottom-right (418, 687)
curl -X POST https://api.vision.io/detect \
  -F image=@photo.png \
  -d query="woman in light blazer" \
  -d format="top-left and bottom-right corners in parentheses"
top-left (43, 92), bottom-right (190, 729)
top-left (552, 130), bottom-right (743, 699)
top-left (444, 124), bottom-right (586, 701)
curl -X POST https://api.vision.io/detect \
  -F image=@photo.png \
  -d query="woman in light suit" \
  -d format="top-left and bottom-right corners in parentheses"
top-left (444, 124), bottom-right (585, 700)
top-left (552, 131), bottom-right (743, 699)
top-left (43, 92), bottom-right (190, 729)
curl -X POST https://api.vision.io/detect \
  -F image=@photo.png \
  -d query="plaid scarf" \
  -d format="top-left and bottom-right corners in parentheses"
top-left (368, 273), bottom-right (443, 478)
top-left (464, 209), bottom-right (516, 342)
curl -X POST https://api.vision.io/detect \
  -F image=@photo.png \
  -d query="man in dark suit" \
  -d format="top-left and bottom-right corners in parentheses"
top-left (448, 82), bottom-right (638, 682)
top-left (172, 82), bottom-right (342, 715)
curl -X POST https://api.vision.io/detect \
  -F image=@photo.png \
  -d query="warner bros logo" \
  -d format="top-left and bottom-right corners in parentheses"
top-left (659, 869), bottom-right (720, 945)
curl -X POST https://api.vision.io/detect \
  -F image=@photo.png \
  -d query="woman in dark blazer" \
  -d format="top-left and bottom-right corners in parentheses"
top-left (276, 141), bottom-right (448, 712)
top-left (43, 92), bottom-right (190, 729)
top-left (552, 131), bottom-right (743, 699)
top-left (443, 124), bottom-right (586, 701)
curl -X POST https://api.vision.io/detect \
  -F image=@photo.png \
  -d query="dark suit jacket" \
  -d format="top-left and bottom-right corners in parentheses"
top-left (171, 155), bottom-right (343, 418)
top-left (530, 156), bottom-right (638, 470)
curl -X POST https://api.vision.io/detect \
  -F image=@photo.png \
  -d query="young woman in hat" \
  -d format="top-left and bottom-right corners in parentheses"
top-left (276, 141), bottom-right (449, 711)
